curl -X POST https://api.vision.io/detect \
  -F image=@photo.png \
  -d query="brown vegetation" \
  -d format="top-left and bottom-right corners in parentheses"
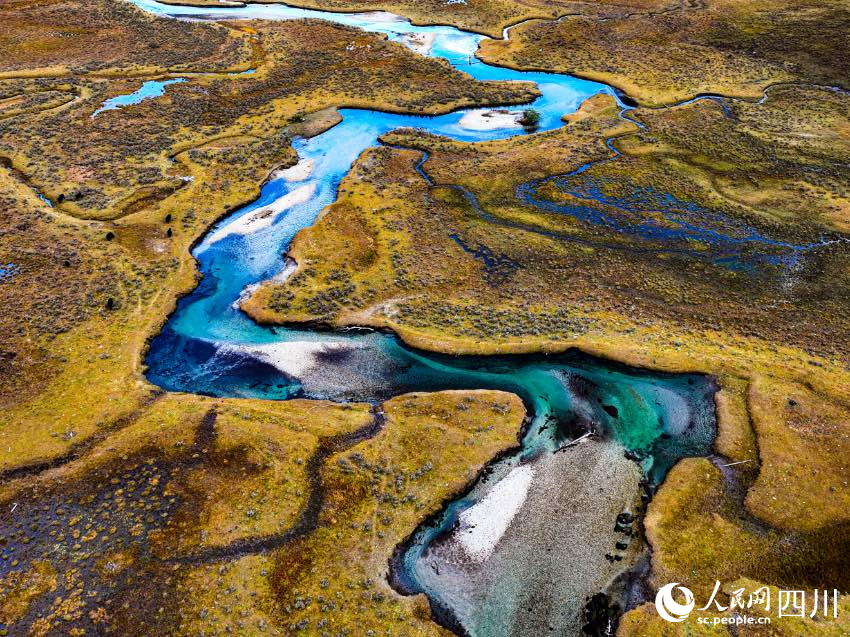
top-left (244, 93), bottom-right (850, 634)
top-left (2, 0), bottom-right (849, 634)
top-left (479, 0), bottom-right (850, 105)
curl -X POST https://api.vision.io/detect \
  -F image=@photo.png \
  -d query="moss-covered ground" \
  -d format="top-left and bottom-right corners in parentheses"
top-left (244, 92), bottom-right (850, 633)
top-left (0, 3), bottom-right (536, 632)
top-left (478, 0), bottom-right (850, 106)
top-left (2, 0), bottom-right (849, 634)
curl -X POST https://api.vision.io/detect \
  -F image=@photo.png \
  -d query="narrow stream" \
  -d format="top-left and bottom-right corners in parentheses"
top-left (130, 1), bottom-right (719, 633)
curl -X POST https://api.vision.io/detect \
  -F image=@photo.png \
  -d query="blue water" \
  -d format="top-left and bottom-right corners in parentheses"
top-left (127, 1), bottom-right (720, 633)
top-left (132, 0), bottom-right (623, 403)
top-left (92, 78), bottom-right (186, 116)
top-left (517, 169), bottom-right (825, 269)
top-left (0, 262), bottom-right (19, 281)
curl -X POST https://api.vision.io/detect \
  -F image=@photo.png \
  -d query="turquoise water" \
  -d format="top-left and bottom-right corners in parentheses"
top-left (129, 1), bottom-right (718, 633)
top-left (92, 78), bottom-right (186, 116)
top-left (136, 0), bottom-right (621, 402)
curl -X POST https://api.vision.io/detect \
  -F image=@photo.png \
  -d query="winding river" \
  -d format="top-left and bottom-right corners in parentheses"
top-left (129, 1), bottom-right (721, 633)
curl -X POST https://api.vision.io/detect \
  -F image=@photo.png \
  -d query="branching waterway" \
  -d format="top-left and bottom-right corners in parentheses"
top-left (131, 1), bottom-right (719, 633)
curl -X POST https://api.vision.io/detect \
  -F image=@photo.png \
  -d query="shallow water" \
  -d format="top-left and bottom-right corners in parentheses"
top-left (92, 78), bottom-right (186, 116)
top-left (517, 171), bottom-right (823, 269)
top-left (129, 1), bottom-right (719, 633)
top-left (0, 262), bottom-right (19, 281)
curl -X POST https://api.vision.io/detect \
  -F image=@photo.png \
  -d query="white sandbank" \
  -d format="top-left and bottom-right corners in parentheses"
top-left (233, 258), bottom-right (298, 310)
top-left (273, 158), bottom-right (314, 182)
top-left (205, 183), bottom-right (315, 245)
top-left (455, 465), bottom-right (534, 562)
top-left (398, 32), bottom-right (437, 56)
top-left (219, 339), bottom-right (353, 378)
top-left (458, 109), bottom-right (524, 131)
top-left (358, 11), bottom-right (405, 23)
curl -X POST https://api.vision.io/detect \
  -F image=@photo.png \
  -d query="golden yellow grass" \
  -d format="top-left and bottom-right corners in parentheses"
top-left (0, 390), bottom-right (524, 635)
top-left (1, 0), bottom-right (849, 634)
top-left (241, 90), bottom-right (850, 636)
top-left (478, 0), bottom-right (850, 106)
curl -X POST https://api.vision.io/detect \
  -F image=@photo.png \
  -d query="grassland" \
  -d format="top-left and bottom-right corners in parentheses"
top-left (0, 0), bottom-right (254, 74)
top-left (244, 91), bottom-right (850, 633)
top-left (0, 2), bottom-right (539, 632)
top-left (2, 0), bottom-right (849, 634)
top-left (478, 0), bottom-right (850, 105)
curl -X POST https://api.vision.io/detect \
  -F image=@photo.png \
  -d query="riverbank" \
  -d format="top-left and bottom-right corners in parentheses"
top-left (475, 0), bottom-right (850, 107)
top-left (234, 77), bottom-right (850, 633)
top-left (2, 0), bottom-right (849, 635)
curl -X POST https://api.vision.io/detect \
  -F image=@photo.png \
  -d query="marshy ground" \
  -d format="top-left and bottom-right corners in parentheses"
top-left (1, 0), bottom-right (849, 634)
